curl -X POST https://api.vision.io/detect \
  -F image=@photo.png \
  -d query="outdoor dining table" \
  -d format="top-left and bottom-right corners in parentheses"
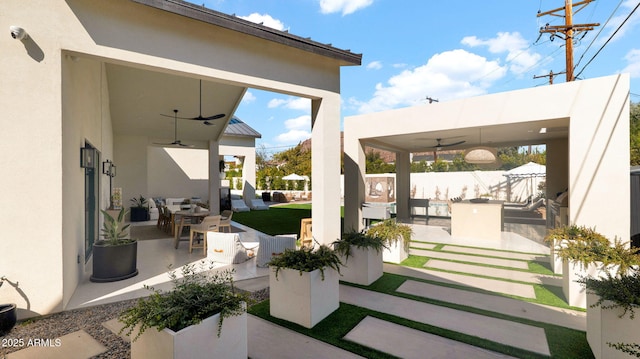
top-left (173, 210), bottom-right (210, 249)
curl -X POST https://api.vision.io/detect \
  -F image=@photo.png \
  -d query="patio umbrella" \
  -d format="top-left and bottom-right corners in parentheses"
top-left (503, 162), bottom-right (546, 201)
top-left (282, 173), bottom-right (306, 180)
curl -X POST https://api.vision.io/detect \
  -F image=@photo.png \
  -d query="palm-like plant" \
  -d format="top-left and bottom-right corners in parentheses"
top-left (99, 208), bottom-right (133, 246)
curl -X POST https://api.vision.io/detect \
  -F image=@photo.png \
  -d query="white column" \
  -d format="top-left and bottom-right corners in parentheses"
top-left (343, 128), bottom-right (366, 232)
top-left (311, 95), bottom-right (341, 245)
top-left (395, 151), bottom-right (411, 222)
top-left (242, 151), bottom-right (257, 206)
top-left (208, 140), bottom-right (221, 215)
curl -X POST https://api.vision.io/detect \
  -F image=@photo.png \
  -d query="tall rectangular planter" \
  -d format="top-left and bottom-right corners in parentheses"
top-left (131, 311), bottom-right (247, 359)
top-left (382, 238), bottom-right (408, 264)
top-left (549, 239), bottom-right (563, 274)
top-left (339, 246), bottom-right (383, 286)
top-left (269, 267), bottom-right (339, 328)
top-left (587, 293), bottom-right (640, 359)
top-left (563, 260), bottom-right (599, 308)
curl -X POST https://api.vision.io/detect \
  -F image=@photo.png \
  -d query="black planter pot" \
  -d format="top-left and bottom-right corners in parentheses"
top-left (130, 207), bottom-right (149, 222)
top-left (90, 241), bottom-right (138, 283)
top-left (0, 303), bottom-right (17, 336)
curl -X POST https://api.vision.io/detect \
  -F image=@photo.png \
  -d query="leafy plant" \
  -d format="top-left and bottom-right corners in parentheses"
top-left (98, 208), bottom-right (134, 246)
top-left (119, 263), bottom-right (248, 340)
top-left (268, 244), bottom-right (342, 280)
top-left (579, 268), bottom-right (640, 358)
top-left (333, 230), bottom-right (387, 260)
top-left (130, 195), bottom-right (148, 208)
top-left (366, 219), bottom-right (412, 252)
top-left (545, 225), bottom-right (640, 275)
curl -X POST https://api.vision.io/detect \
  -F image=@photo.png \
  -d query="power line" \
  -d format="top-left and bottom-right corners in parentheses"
top-left (573, 0), bottom-right (624, 71)
top-left (574, 1), bottom-right (640, 79)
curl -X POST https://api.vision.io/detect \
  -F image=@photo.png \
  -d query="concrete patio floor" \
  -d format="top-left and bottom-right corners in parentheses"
top-left (10, 216), bottom-right (589, 358)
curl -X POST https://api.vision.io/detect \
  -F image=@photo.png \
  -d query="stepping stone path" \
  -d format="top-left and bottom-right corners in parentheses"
top-left (410, 248), bottom-right (530, 269)
top-left (340, 285), bottom-right (551, 356)
top-left (425, 259), bottom-right (562, 286)
top-left (345, 316), bottom-right (517, 359)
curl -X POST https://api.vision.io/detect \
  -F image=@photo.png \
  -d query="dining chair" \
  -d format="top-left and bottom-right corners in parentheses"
top-left (299, 218), bottom-right (313, 249)
top-left (219, 210), bottom-right (233, 233)
top-left (189, 215), bottom-right (221, 254)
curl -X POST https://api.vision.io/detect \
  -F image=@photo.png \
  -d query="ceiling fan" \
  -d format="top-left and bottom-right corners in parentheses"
top-left (155, 109), bottom-right (193, 147)
top-left (161, 79), bottom-right (226, 126)
top-left (429, 138), bottom-right (466, 150)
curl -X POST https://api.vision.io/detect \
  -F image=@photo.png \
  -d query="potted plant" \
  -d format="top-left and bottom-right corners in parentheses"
top-left (0, 277), bottom-right (17, 336)
top-left (90, 208), bottom-right (138, 283)
top-left (119, 264), bottom-right (248, 359)
top-left (545, 225), bottom-right (639, 308)
top-left (333, 230), bottom-right (386, 285)
top-left (366, 218), bottom-right (412, 264)
top-left (579, 268), bottom-right (640, 359)
top-left (130, 195), bottom-right (149, 222)
top-left (268, 244), bottom-right (342, 328)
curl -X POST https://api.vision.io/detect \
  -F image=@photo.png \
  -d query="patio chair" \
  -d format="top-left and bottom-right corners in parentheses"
top-left (219, 210), bottom-right (233, 233)
top-left (206, 232), bottom-right (258, 264)
top-left (249, 198), bottom-right (269, 211)
top-left (231, 199), bottom-right (250, 212)
top-left (256, 234), bottom-right (297, 267)
top-left (299, 218), bottom-right (313, 249)
top-left (189, 215), bottom-right (221, 254)
top-left (504, 198), bottom-right (545, 218)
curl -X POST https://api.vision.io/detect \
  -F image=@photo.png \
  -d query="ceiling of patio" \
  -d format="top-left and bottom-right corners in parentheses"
top-left (106, 63), bottom-right (246, 144)
top-left (363, 118), bottom-right (569, 153)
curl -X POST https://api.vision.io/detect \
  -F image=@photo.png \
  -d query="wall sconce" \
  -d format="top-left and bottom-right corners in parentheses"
top-left (102, 159), bottom-right (116, 177)
top-left (80, 148), bottom-right (97, 169)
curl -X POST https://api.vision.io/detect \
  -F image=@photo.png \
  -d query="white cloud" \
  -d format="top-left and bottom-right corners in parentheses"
top-left (267, 97), bottom-right (310, 111)
top-left (622, 49), bottom-right (640, 78)
top-left (319, 0), bottom-right (373, 15)
top-left (239, 13), bottom-right (287, 31)
top-left (275, 115), bottom-right (311, 143)
top-left (240, 91), bottom-right (256, 103)
top-left (462, 32), bottom-right (541, 75)
top-left (357, 49), bottom-right (506, 114)
top-left (596, 0), bottom-right (640, 45)
top-left (366, 61), bottom-right (383, 70)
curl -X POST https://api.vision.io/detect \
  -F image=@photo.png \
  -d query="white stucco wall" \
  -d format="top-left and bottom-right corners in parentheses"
top-left (1, 0), bottom-right (349, 318)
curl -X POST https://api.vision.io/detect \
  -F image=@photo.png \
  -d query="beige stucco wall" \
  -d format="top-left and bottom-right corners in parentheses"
top-left (1, 0), bottom-right (347, 317)
top-left (345, 74), bottom-right (630, 243)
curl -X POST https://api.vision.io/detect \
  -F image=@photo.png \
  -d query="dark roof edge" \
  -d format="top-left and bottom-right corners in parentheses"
top-left (131, 0), bottom-right (362, 66)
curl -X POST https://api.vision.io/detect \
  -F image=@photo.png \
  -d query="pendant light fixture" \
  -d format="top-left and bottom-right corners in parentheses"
top-left (464, 128), bottom-right (497, 164)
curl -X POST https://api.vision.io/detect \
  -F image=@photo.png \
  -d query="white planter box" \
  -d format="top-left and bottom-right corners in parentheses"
top-left (587, 293), bottom-right (640, 359)
top-left (339, 246), bottom-right (383, 286)
top-left (269, 266), bottom-right (339, 328)
top-left (383, 237), bottom-right (408, 264)
top-left (549, 239), bottom-right (563, 274)
top-left (563, 260), bottom-right (599, 308)
top-left (132, 310), bottom-right (247, 359)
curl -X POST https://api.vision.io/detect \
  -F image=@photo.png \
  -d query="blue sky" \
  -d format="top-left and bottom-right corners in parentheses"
top-left (205, 0), bottom-right (640, 156)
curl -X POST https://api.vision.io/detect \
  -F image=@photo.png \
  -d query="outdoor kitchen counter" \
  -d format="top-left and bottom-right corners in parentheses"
top-left (451, 200), bottom-right (504, 241)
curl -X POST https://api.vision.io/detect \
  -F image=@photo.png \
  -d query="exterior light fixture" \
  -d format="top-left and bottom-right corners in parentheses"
top-left (102, 159), bottom-right (116, 177)
top-left (464, 146), bottom-right (498, 164)
top-left (80, 147), bottom-right (96, 169)
top-left (464, 128), bottom-right (497, 164)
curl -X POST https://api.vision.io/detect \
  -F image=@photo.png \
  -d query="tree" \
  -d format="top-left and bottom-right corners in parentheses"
top-left (631, 102), bottom-right (640, 166)
top-left (365, 150), bottom-right (395, 174)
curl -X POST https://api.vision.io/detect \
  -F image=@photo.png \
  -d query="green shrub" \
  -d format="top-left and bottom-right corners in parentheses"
top-left (333, 231), bottom-right (387, 260)
top-left (268, 244), bottom-right (342, 280)
top-left (119, 262), bottom-right (248, 340)
top-left (366, 219), bottom-right (412, 252)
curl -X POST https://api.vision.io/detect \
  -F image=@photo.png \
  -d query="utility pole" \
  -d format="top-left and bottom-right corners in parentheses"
top-left (533, 70), bottom-right (565, 85)
top-left (425, 96), bottom-right (439, 104)
top-left (537, 0), bottom-right (599, 82)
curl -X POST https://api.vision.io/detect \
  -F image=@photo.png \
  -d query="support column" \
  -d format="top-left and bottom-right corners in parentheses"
top-left (343, 130), bottom-right (366, 232)
top-left (311, 95), bottom-right (341, 245)
top-left (208, 140), bottom-right (221, 215)
top-left (242, 151), bottom-right (257, 206)
top-left (395, 151), bottom-right (411, 222)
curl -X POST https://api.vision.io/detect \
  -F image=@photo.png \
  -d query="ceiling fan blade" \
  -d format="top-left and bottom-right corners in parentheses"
top-left (441, 140), bottom-right (466, 147)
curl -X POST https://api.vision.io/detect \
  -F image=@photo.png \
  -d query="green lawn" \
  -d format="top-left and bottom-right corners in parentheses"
top-left (232, 203), bottom-right (345, 235)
